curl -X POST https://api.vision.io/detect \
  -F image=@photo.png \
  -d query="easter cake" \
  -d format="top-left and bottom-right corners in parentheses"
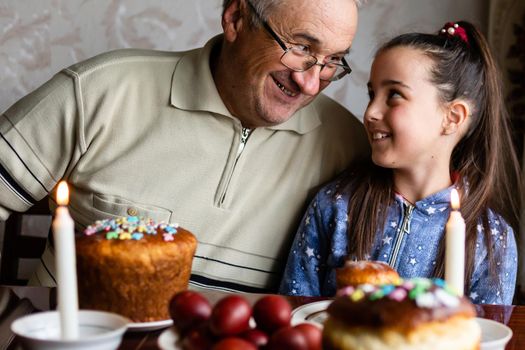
top-left (323, 278), bottom-right (481, 350)
top-left (76, 216), bottom-right (197, 322)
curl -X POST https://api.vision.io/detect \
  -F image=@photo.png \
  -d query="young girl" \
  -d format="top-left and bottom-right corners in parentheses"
top-left (279, 21), bottom-right (521, 304)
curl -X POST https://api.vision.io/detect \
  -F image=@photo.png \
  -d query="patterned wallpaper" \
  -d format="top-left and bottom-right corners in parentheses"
top-left (0, 0), bottom-right (487, 119)
top-left (0, 0), bottom-right (222, 113)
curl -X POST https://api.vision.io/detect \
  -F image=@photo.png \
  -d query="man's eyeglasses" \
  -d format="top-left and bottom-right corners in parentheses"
top-left (246, 0), bottom-right (352, 82)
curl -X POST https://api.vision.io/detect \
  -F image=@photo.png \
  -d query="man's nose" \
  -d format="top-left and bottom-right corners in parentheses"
top-left (291, 65), bottom-right (322, 96)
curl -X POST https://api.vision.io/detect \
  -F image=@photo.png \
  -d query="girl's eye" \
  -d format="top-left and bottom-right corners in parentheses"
top-left (388, 90), bottom-right (402, 99)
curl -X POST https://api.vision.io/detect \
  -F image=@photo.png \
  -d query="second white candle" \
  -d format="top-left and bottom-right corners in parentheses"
top-left (445, 188), bottom-right (466, 296)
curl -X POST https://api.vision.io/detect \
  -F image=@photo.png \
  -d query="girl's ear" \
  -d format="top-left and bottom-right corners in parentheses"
top-left (222, 0), bottom-right (244, 43)
top-left (442, 100), bottom-right (470, 135)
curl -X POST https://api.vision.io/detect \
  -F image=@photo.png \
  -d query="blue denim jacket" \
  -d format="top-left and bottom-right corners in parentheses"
top-left (279, 178), bottom-right (517, 305)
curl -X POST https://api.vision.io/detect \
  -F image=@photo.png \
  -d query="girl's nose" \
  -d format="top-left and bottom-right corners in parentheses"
top-left (364, 103), bottom-right (381, 122)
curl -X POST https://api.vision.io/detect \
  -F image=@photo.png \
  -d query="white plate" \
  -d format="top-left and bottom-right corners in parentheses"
top-left (291, 301), bottom-right (513, 349)
top-left (157, 327), bottom-right (181, 350)
top-left (291, 300), bottom-right (332, 326)
top-left (127, 319), bottom-right (173, 332)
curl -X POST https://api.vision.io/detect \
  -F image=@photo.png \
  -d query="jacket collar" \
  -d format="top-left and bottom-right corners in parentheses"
top-left (170, 35), bottom-right (321, 134)
top-left (394, 185), bottom-right (454, 215)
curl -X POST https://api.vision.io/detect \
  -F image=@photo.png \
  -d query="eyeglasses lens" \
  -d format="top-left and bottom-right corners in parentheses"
top-left (281, 49), bottom-right (349, 81)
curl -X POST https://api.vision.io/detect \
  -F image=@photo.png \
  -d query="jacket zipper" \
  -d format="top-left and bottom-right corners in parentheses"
top-left (388, 202), bottom-right (414, 268)
top-left (219, 127), bottom-right (252, 206)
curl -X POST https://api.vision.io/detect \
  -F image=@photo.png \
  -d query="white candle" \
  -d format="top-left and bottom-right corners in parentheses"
top-left (53, 181), bottom-right (79, 339)
top-left (445, 188), bottom-right (466, 296)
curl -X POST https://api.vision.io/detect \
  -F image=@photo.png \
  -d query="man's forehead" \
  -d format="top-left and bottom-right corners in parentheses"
top-left (271, 0), bottom-right (357, 53)
top-left (270, 0), bottom-right (356, 20)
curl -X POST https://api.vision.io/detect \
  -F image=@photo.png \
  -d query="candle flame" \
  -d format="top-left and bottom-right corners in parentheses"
top-left (57, 181), bottom-right (69, 206)
top-left (450, 188), bottom-right (460, 210)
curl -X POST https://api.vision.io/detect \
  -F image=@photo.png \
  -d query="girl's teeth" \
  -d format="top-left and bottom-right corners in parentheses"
top-left (373, 133), bottom-right (389, 140)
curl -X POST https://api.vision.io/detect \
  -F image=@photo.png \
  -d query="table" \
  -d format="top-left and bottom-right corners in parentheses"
top-left (2, 287), bottom-right (524, 349)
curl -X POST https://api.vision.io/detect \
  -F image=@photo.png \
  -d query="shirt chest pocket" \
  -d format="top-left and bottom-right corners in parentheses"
top-left (92, 194), bottom-right (172, 223)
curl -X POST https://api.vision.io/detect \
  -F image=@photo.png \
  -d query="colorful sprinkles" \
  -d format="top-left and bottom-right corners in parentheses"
top-left (83, 216), bottom-right (180, 242)
top-left (336, 278), bottom-right (460, 308)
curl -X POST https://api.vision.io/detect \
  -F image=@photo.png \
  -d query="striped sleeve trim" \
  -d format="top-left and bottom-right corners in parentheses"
top-left (189, 274), bottom-right (272, 294)
top-left (193, 254), bottom-right (274, 274)
top-left (0, 162), bottom-right (36, 206)
top-left (0, 127), bottom-right (51, 205)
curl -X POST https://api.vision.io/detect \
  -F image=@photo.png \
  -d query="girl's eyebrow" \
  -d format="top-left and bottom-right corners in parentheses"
top-left (367, 80), bottom-right (412, 90)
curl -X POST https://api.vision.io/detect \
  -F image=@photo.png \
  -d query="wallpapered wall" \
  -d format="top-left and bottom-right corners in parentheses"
top-left (0, 0), bottom-right (488, 119)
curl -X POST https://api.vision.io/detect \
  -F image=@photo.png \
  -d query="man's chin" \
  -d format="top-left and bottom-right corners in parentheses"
top-left (260, 111), bottom-right (296, 126)
top-left (254, 91), bottom-right (318, 126)
top-left (259, 101), bottom-right (310, 125)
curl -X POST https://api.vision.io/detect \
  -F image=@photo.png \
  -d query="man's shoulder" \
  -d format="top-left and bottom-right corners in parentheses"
top-left (64, 47), bottom-right (199, 78)
top-left (312, 93), bottom-right (358, 120)
top-left (310, 93), bottom-right (365, 135)
top-left (308, 93), bottom-right (367, 142)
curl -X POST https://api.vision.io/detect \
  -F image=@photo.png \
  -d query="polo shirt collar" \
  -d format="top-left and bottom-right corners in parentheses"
top-left (170, 35), bottom-right (321, 134)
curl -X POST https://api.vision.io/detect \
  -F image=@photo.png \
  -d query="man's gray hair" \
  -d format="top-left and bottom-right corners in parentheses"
top-left (222, 0), bottom-right (363, 27)
top-left (222, 0), bottom-right (279, 26)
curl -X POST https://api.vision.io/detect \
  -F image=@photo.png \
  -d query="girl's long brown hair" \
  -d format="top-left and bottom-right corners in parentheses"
top-left (341, 21), bottom-right (521, 293)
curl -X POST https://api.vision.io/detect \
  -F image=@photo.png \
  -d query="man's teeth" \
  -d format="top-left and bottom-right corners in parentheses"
top-left (274, 79), bottom-right (297, 97)
top-left (373, 132), bottom-right (390, 140)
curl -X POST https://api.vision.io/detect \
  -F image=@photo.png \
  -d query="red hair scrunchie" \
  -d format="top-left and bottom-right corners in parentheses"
top-left (439, 22), bottom-right (469, 45)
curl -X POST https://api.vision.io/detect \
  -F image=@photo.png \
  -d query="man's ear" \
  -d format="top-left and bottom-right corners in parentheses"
top-left (222, 0), bottom-right (244, 43)
top-left (442, 100), bottom-right (470, 135)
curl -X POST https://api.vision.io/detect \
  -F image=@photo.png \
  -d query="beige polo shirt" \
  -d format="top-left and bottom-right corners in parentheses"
top-left (0, 35), bottom-right (369, 292)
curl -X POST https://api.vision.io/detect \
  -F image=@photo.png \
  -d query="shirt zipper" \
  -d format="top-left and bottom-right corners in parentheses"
top-left (236, 127), bottom-right (252, 160)
top-left (388, 202), bottom-right (414, 268)
top-left (219, 127), bottom-right (252, 206)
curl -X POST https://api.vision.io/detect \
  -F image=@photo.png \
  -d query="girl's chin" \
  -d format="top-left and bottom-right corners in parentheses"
top-left (371, 156), bottom-right (396, 169)
top-left (371, 154), bottom-right (385, 165)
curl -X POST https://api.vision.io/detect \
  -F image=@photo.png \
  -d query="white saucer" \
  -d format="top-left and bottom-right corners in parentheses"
top-left (127, 318), bottom-right (173, 332)
top-left (11, 310), bottom-right (129, 350)
top-left (157, 327), bottom-right (181, 350)
top-left (291, 301), bottom-right (513, 349)
top-left (477, 318), bottom-right (513, 350)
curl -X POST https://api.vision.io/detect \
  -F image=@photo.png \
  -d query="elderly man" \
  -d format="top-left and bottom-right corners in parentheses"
top-left (0, 0), bottom-right (368, 292)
